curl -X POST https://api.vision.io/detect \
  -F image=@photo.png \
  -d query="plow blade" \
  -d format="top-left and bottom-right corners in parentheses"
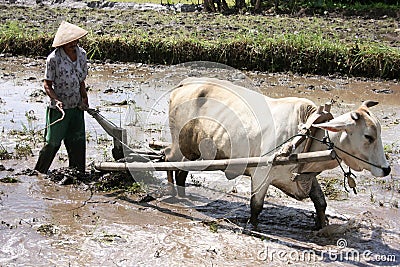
top-left (87, 108), bottom-right (128, 161)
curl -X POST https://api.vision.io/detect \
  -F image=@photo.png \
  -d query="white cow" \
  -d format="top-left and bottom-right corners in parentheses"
top-left (165, 77), bottom-right (391, 229)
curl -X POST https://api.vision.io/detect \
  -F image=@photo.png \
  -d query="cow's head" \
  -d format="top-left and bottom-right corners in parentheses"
top-left (313, 100), bottom-right (391, 177)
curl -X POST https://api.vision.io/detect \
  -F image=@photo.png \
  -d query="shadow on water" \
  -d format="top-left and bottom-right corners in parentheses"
top-left (112, 186), bottom-right (400, 266)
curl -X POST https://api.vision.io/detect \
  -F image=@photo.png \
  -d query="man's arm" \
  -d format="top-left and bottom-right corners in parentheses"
top-left (44, 79), bottom-right (63, 110)
top-left (79, 80), bottom-right (89, 110)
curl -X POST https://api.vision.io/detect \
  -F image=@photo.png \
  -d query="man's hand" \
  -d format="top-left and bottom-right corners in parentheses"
top-left (79, 96), bottom-right (89, 111)
top-left (55, 100), bottom-right (63, 111)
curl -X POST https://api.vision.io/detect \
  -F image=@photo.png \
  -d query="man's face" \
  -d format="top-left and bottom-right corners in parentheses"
top-left (63, 40), bottom-right (78, 53)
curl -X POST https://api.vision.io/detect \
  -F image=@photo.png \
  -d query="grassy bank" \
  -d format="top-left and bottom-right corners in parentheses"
top-left (0, 5), bottom-right (399, 78)
top-left (81, 34), bottom-right (400, 78)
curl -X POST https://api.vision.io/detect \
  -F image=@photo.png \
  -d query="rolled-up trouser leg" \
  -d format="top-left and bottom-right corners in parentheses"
top-left (65, 138), bottom-right (86, 171)
top-left (34, 107), bottom-right (66, 174)
top-left (64, 108), bottom-right (86, 172)
top-left (34, 142), bottom-right (61, 174)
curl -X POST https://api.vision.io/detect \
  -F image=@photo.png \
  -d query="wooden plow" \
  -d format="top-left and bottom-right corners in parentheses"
top-left (95, 149), bottom-right (336, 172)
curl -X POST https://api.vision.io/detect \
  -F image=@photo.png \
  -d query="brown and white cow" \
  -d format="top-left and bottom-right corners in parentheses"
top-left (165, 77), bottom-right (391, 229)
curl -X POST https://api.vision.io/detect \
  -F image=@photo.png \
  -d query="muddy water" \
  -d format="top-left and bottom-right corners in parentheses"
top-left (0, 56), bottom-right (399, 266)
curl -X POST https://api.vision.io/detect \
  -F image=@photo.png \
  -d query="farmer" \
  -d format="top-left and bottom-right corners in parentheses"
top-left (34, 21), bottom-right (89, 174)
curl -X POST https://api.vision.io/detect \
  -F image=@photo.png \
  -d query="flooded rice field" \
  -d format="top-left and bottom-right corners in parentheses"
top-left (0, 55), bottom-right (399, 266)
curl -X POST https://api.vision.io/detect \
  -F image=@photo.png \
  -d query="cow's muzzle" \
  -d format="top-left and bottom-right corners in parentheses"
top-left (382, 166), bottom-right (391, 177)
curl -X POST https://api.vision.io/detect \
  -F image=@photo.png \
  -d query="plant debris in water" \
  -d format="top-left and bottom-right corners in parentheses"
top-left (0, 144), bottom-right (12, 160)
top-left (43, 167), bottom-right (141, 194)
top-left (0, 176), bottom-right (20, 183)
top-left (46, 168), bottom-right (92, 185)
top-left (37, 224), bottom-right (59, 236)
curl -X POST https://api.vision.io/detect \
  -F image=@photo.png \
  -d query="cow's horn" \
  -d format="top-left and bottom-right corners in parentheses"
top-left (351, 111), bottom-right (360, 121)
top-left (362, 100), bottom-right (379, 108)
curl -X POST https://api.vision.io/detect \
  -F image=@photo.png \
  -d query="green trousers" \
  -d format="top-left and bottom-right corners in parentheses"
top-left (34, 107), bottom-right (86, 174)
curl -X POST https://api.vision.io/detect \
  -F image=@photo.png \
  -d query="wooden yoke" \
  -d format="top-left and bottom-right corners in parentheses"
top-left (302, 102), bottom-right (334, 153)
top-left (279, 102), bottom-right (334, 157)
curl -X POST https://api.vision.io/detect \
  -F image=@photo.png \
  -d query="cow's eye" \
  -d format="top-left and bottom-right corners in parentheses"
top-left (365, 135), bottom-right (374, 143)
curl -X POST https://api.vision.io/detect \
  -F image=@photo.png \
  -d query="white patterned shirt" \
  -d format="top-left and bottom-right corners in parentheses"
top-left (44, 46), bottom-right (88, 109)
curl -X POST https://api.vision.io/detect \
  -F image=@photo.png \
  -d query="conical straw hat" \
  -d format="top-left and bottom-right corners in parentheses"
top-left (52, 21), bottom-right (88, 47)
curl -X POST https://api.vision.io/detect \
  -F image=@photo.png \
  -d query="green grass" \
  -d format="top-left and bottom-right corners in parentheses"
top-left (107, 0), bottom-right (400, 11)
top-left (109, 0), bottom-right (198, 3)
top-left (1, 5), bottom-right (399, 78)
top-left (108, 0), bottom-right (237, 5)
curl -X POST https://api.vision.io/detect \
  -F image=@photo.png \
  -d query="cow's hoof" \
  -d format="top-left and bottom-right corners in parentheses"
top-left (314, 215), bottom-right (329, 230)
top-left (166, 184), bottom-right (177, 197)
top-left (249, 216), bottom-right (259, 228)
top-left (153, 184), bottom-right (177, 198)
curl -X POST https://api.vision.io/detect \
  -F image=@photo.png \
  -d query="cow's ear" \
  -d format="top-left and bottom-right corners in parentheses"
top-left (313, 122), bottom-right (346, 132)
top-left (312, 114), bottom-right (355, 132)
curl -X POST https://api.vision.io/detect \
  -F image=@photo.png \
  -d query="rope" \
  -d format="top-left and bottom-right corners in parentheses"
top-left (34, 104), bottom-right (65, 134)
top-left (282, 131), bottom-right (386, 171)
top-left (256, 129), bottom-right (386, 196)
top-left (44, 102), bottom-right (65, 130)
top-left (20, 103), bottom-right (65, 141)
top-left (260, 133), bottom-right (307, 157)
top-left (332, 145), bottom-right (383, 169)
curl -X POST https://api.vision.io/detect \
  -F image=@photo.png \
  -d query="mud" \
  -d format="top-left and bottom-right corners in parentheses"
top-left (0, 56), bottom-right (399, 266)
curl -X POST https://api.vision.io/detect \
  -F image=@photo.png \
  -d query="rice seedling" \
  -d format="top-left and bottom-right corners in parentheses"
top-left (0, 176), bottom-right (20, 183)
top-left (14, 143), bottom-right (33, 159)
top-left (0, 144), bottom-right (12, 160)
top-left (126, 181), bottom-right (147, 194)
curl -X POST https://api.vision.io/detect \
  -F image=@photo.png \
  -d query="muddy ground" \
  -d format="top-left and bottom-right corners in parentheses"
top-left (0, 54), bottom-right (399, 266)
top-left (0, 2), bottom-right (400, 265)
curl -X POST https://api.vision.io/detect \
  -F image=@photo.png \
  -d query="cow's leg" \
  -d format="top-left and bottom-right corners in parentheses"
top-left (175, 170), bottom-right (189, 197)
top-left (309, 176), bottom-right (328, 229)
top-left (249, 168), bottom-right (270, 226)
top-left (166, 170), bottom-right (177, 196)
top-left (164, 146), bottom-right (181, 196)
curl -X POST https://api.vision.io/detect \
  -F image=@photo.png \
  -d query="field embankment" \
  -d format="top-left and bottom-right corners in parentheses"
top-left (0, 3), bottom-right (399, 78)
